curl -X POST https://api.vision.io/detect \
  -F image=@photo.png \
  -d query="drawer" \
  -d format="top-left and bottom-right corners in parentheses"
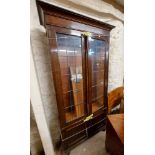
top-left (86, 112), bottom-right (106, 137)
top-left (86, 112), bottom-right (106, 127)
top-left (61, 121), bottom-right (86, 139)
top-left (62, 130), bottom-right (87, 150)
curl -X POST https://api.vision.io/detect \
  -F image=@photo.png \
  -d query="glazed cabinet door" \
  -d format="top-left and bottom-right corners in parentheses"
top-left (47, 26), bottom-right (88, 127)
top-left (87, 36), bottom-right (108, 114)
top-left (86, 35), bottom-right (108, 136)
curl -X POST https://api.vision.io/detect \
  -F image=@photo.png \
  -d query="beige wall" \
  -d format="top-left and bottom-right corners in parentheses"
top-left (30, 0), bottom-right (124, 154)
top-left (30, 105), bottom-right (44, 155)
top-left (30, 47), bottom-right (55, 155)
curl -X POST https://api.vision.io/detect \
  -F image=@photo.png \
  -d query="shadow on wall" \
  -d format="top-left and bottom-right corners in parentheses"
top-left (44, 0), bottom-right (123, 22)
top-left (30, 104), bottom-right (44, 155)
top-left (31, 28), bottom-right (61, 150)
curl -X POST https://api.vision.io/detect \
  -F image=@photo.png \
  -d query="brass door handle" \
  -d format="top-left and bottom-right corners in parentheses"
top-left (82, 32), bottom-right (92, 37)
top-left (84, 114), bottom-right (93, 122)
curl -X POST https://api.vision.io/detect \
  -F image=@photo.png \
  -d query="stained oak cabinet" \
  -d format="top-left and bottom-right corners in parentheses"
top-left (37, 0), bottom-right (114, 153)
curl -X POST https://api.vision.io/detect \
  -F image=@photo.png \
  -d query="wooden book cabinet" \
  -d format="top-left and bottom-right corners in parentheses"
top-left (36, 0), bottom-right (114, 154)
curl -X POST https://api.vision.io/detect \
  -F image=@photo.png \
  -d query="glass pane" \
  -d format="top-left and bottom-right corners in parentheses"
top-left (89, 38), bottom-right (106, 113)
top-left (92, 70), bottom-right (104, 85)
top-left (92, 82), bottom-right (104, 101)
top-left (56, 33), bottom-right (84, 122)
